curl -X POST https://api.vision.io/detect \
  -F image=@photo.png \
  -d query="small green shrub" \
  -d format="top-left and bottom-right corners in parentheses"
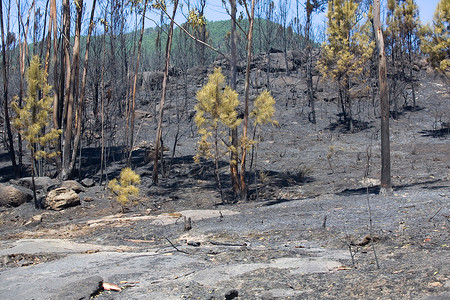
top-left (108, 168), bottom-right (141, 211)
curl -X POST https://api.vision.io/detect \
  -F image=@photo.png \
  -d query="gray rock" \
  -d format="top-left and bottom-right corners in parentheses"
top-left (55, 275), bottom-right (103, 300)
top-left (80, 178), bottom-right (95, 188)
top-left (0, 183), bottom-right (32, 207)
top-left (10, 176), bottom-right (57, 191)
top-left (44, 188), bottom-right (80, 210)
top-left (60, 180), bottom-right (85, 193)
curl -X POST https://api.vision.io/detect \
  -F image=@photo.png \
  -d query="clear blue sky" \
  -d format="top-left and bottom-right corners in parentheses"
top-left (200, 0), bottom-right (440, 24)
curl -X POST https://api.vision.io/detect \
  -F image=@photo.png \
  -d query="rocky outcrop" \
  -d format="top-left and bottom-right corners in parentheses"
top-left (0, 183), bottom-right (32, 207)
top-left (44, 188), bottom-right (80, 211)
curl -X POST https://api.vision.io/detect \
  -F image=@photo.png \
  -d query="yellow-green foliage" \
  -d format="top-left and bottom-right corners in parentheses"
top-left (317, 0), bottom-right (374, 84)
top-left (385, 0), bottom-right (420, 58)
top-left (12, 55), bottom-right (61, 159)
top-left (250, 90), bottom-right (278, 126)
top-left (108, 168), bottom-right (141, 208)
top-left (194, 67), bottom-right (241, 162)
top-left (420, 0), bottom-right (450, 76)
top-left (194, 68), bottom-right (278, 165)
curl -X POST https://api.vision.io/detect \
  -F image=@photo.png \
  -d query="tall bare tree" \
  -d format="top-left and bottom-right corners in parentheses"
top-left (129, 0), bottom-right (148, 165)
top-left (229, 0), bottom-right (240, 200)
top-left (0, 0), bottom-right (18, 175)
top-left (374, 0), bottom-right (392, 194)
top-left (240, 0), bottom-right (256, 200)
top-left (68, 0), bottom-right (97, 177)
top-left (153, 0), bottom-right (180, 184)
top-left (62, 0), bottom-right (83, 179)
top-left (305, 0), bottom-right (326, 124)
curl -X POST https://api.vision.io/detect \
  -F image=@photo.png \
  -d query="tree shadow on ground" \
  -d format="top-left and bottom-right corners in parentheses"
top-left (420, 122), bottom-right (449, 139)
top-left (336, 178), bottom-right (444, 196)
top-left (326, 117), bottom-right (374, 133)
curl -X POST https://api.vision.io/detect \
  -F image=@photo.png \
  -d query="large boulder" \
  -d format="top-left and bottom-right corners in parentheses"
top-left (0, 183), bottom-right (33, 207)
top-left (44, 188), bottom-right (80, 211)
top-left (10, 176), bottom-right (57, 192)
top-left (81, 178), bottom-right (95, 188)
top-left (60, 180), bottom-right (85, 193)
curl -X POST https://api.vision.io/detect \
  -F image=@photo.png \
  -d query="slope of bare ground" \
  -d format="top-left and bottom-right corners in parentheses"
top-left (0, 58), bottom-right (448, 299)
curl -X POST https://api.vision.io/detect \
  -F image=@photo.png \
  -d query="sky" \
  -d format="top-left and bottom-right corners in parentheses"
top-left (2, 0), bottom-right (442, 37)
top-left (184, 0), bottom-right (440, 24)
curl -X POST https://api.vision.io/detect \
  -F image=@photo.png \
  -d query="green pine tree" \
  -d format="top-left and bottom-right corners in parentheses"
top-left (12, 55), bottom-right (61, 208)
top-left (385, 0), bottom-right (421, 110)
top-left (317, 0), bottom-right (374, 131)
top-left (420, 0), bottom-right (450, 77)
top-left (108, 167), bottom-right (141, 212)
top-left (194, 68), bottom-right (277, 202)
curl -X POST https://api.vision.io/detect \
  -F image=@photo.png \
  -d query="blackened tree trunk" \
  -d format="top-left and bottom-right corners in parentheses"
top-left (0, 0), bottom-right (18, 176)
top-left (128, 0), bottom-right (148, 166)
top-left (62, 0), bottom-right (82, 179)
top-left (305, 0), bottom-right (316, 123)
top-left (153, 0), bottom-right (179, 184)
top-left (374, 0), bottom-right (392, 194)
top-left (68, 0), bottom-right (97, 176)
top-left (240, 0), bottom-right (256, 200)
top-left (229, 0), bottom-right (240, 200)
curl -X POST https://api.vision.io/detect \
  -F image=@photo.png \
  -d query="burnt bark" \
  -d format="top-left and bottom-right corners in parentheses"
top-left (374, 0), bottom-right (392, 194)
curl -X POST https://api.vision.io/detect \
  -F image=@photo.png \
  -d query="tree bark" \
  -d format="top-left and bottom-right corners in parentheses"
top-left (128, 0), bottom-right (148, 166)
top-left (374, 0), bottom-right (392, 194)
top-left (240, 0), bottom-right (256, 200)
top-left (0, 0), bottom-right (18, 176)
top-left (152, 0), bottom-right (179, 184)
top-left (68, 0), bottom-right (97, 176)
top-left (229, 0), bottom-right (240, 200)
top-left (62, 0), bottom-right (82, 179)
top-left (306, 0), bottom-right (316, 124)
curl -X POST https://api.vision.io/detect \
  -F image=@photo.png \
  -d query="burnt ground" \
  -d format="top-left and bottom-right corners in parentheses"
top-left (0, 63), bottom-right (449, 299)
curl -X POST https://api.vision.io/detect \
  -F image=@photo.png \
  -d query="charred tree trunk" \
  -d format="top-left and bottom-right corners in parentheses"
top-left (152, 0), bottom-right (179, 184)
top-left (306, 0), bottom-right (316, 124)
top-left (374, 0), bottom-right (392, 194)
top-left (128, 0), bottom-right (148, 166)
top-left (240, 0), bottom-right (256, 200)
top-left (62, 0), bottom-right (82, 179)
top-left (229, 0), bottom-right (240, 200)
top-left (68, 0), bottom-right (96, 176)
top-left (0, 0), bottom-right (18, 176)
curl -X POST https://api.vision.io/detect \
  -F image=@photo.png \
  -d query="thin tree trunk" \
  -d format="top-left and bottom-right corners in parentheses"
top-left (240, 0), bottom-right (256, 200)
top-left (58, 0), bottom-right (71, 178)
top-left (30, 148), bottom-right (39, 208)
top-left (153, 0), bottom-right (179, 184)
top-left (99, 9), bottom-right (107, 187)
top-left (62, 0), bottom-right (82, 179)
top-left (229, 0), bottom-right (240, 200)
top-left (17, 0), bottom-right (34, 175)
top-left (0, 0), bottom-right (18, 176)
top-left (128, 0), bottom-right (148, 166)
top-left (306, 0), bottom-right (316, 124)
top-left (68, 0), bottom-right (96, 176)
top-left (50, 0), bottom-right (62, 173)
top-left (374, 0), bottom-right (392, 194)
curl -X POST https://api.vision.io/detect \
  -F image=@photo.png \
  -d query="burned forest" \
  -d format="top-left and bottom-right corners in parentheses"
top-left (0, 0), bottom-right (449, 299)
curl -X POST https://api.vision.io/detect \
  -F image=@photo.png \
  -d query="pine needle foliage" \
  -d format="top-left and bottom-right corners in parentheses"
top-left (194, 68), bottom-right (277, 201)
top-left (420, 0), bottom-right (450, 76)
top-left (194, 67), bottom-right (241, 162)
top-left (250, 90), bottom-right (278, 126)
top-left (12, 55), bottom-right (61, 160)
top-left (108, 167), bottom-right (141, 210)
top-left (317, 0), bottom-right (374, 130)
